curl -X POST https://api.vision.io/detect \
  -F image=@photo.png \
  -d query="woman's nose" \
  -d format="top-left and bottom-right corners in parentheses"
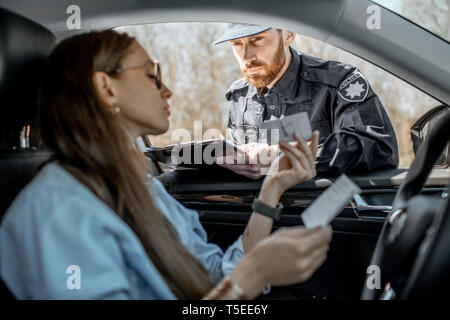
top-left (161, 83), bottom-right (172, 100)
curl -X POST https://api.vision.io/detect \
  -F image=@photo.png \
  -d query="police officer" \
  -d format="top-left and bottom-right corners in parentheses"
top-left (214, 24), bottom-right (399, 179)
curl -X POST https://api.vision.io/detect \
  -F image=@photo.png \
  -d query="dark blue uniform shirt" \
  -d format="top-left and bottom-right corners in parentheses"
top-left (226, 47), bottom-right (399, 174)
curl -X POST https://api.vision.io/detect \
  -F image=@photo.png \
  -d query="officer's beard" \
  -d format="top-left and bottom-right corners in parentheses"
top-left (242, 37), bottom-right (286, 89)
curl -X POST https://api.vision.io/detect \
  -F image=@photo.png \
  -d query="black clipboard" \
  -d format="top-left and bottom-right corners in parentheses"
top-left (144, 138), bottom-right (244, 169)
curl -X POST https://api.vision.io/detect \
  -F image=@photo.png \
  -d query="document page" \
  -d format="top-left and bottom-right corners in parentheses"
top-left (301, 174), bottom-right (362, 229)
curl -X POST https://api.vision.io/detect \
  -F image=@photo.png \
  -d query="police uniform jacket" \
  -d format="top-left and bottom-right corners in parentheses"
top-left (226, 47), bottom-right (399, 174)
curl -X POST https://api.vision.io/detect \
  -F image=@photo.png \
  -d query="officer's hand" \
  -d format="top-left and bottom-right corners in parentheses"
top-left (215, 143), bottom-right (278, 179)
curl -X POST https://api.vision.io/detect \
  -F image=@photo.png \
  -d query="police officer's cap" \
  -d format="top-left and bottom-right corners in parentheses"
top-left (213, 23), bottom-right (271, 46)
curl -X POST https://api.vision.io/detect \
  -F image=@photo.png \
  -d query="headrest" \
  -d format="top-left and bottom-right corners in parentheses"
top-left (0, 8), bottom-right (56, 149)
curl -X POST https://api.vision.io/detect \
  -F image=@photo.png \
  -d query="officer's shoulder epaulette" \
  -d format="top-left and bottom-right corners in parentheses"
top-left (298, 52), bottom-right (356, 88)
top-left (225, 77), bottom-right (249, 100)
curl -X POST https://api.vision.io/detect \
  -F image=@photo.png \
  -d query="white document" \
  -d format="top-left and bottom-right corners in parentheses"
top-left (301, 174), bottom-right (362, 229)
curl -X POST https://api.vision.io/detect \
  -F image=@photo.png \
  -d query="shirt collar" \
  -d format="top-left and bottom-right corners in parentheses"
top-left (271, 46), bottom-right (301, 100)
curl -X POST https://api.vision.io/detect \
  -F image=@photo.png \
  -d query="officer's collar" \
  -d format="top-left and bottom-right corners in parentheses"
top-left (245, 46), bottom-right (301, 100)
top-left (271, 46), bottom-right (301, 100)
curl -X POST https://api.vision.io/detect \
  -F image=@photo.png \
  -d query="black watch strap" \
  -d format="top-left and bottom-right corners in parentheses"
top-left (251, 198), bottom-right (283, 220)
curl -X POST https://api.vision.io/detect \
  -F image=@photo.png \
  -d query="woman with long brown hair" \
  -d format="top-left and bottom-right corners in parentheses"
top-left (0, 30), bottom-right (332, 299)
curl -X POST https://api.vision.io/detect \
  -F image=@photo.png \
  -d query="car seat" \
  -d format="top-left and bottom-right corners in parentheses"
top-left (0, 7), bottom-right (56, 299)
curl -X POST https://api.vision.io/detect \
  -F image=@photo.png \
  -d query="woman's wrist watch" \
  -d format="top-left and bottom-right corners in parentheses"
top-left (251, 198), bottom-right (283, 220)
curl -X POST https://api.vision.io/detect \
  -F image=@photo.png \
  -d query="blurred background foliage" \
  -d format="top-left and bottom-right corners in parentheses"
top-left (117, 0), bottom-right (449, 168)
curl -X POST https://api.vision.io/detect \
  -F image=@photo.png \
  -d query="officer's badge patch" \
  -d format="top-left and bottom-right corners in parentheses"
top-left (337, 71), bottom-right (369, 102)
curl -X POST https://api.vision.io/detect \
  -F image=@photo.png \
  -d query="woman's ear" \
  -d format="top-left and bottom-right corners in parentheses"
top-left (91, 71), bottom-right (118, 111)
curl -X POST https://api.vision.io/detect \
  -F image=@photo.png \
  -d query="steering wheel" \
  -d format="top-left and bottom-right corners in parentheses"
top-left (361, 110), bottom-right (450, 300)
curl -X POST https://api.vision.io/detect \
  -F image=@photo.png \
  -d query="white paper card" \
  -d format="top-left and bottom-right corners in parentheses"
top-left (301, 174), bottom-right (362, 228)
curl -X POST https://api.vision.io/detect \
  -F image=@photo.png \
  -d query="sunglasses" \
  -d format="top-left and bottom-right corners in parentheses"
top-left (107, 61), bottom-right (161, 89)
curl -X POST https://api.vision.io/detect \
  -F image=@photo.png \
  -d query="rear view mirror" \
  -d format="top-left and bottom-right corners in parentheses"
top-left (410, 105), bottom-right (449, 167)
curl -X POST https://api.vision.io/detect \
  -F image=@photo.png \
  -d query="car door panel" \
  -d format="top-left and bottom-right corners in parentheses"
top-left (158, 167), bottom-right (449, 299)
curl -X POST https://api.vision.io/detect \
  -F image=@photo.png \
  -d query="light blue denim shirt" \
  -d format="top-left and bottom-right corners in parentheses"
top-left (0, 162), bottom-right (244, 299)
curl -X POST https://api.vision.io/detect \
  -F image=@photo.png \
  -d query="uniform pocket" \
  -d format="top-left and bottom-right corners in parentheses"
top-left (310, 119), bottom-right (331, 138)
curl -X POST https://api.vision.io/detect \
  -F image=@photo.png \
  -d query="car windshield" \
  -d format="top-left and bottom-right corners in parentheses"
top-left (115, 22), bottom-right (440, 168)
top-left (374, 0), bottom-right (450, 42)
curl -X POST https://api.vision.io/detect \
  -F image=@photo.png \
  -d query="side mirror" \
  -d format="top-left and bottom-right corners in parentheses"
top-left (410, 105), bottom-right (449, 167)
